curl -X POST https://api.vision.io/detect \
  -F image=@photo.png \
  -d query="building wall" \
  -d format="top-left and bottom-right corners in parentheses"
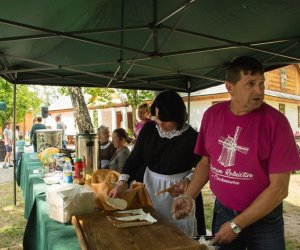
top-left (187, 96), bottom-right (300, 134)
top-left (266, 64), bottom-right (300, 95)
top-left (267, 101), bottom-right (299, 133)
top-left (46, 106), bottom-right (133, 137)
top-left (46, 111), bottom-right (77, 136)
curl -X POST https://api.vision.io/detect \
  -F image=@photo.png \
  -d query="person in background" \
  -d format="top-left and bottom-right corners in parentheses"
top-left (130, 103), bottom-right (152, 181)
top-left (15, 134), bottom-right (28, 166)
top-left (172, 56), bottom-right (300, 249)
top-left (108, 90), bottom-right (206, 237)
top-left (134, 103), bottom-right (151, 138)
top-left (30, 115), bottom-right (46, 153)
top-left (103, 128), bottom-right (130, 173)
top-left (3, 121), bottom-right (13, 169)
top-left (97, 125), bottom-right (116, 169)
top-left (55, 114), bottom-right (67, 149)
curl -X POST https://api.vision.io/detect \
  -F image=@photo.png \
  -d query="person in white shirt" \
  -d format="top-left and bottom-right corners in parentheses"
top-left (3, 121), bottom-right (13, 168)
top-left (55, 114), bottom-right (67, 149)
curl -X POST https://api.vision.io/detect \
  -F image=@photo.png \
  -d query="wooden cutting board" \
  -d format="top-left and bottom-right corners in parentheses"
top-left (72, 210), bottom-right (207, 250)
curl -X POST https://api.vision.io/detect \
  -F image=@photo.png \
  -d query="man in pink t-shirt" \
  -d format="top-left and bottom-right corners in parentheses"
top-left (172, 56), bottom-right (300, 249)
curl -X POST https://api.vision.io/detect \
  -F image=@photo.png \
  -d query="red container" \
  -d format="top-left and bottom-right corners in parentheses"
top-left (74, 158), bottom-right (83, 178)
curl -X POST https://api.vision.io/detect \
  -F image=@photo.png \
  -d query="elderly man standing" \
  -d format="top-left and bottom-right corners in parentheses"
top-left (55, 114), bottom-right (67, 149)
top-left (172, 56), bottom-right (300, 249)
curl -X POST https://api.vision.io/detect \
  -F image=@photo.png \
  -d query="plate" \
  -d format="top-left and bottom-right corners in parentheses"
top-left (44, 176), bottom-right (60, 185)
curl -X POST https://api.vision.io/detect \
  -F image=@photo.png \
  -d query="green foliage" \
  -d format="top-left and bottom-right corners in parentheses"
top-left (93, 110), bottom-right (98, 129)
top-left (59, 86), bottom-right (114, 105)
top-left (126, 128), bottom-right (134, 138)
top-left (0, 78), bottom-right (42, 127)
top-left (58, 86), bottom-right (153, 109)
top-left (84, 87), bottom-right (114, 104)
top-left (116, 89), bottom-right (154, 108)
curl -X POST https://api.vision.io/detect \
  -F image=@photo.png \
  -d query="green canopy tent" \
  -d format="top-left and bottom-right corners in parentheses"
top-left (1, 0), bottom-right (300, 91)
top-left (1, 0), bottom-right (300, 205)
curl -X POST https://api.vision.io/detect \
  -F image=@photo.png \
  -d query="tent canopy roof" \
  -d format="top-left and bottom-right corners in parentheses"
top-left (1, 0), bottom-right (300, 92)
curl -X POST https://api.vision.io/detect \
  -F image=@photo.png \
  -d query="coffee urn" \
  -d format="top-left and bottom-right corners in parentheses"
top-left (75, 131), bottom-right (98, 173)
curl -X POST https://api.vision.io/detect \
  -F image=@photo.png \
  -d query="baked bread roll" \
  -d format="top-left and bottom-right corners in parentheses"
top-left (106, 197), bottom-right (127, 210)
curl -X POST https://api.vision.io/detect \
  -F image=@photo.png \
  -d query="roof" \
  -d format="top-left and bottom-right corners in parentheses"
top-left (1, 1), bottom-right (300, 92)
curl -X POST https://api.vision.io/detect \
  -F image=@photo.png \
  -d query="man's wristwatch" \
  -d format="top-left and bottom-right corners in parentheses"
top-left (230, 220), bottom-right (242, 234)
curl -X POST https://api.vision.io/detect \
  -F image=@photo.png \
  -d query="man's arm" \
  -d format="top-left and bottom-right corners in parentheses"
top-left (186, 156), bottom-right (210, 198)
top-left (172, 156), bottom-right (210, 219)
top-left (214, 172), bottom-right (290, 244)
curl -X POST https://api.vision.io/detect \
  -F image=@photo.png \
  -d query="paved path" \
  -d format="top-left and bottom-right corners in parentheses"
top-left (0, 146), bottom-right (34, 184)
top-left (0, 164), bottom-right (14, 183)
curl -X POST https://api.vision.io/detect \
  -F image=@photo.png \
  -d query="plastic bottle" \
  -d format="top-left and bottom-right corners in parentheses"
top-left (63, 160), bottom-right (73, 184)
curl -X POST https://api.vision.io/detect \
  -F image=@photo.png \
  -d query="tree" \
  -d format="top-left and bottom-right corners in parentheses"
top-left (114, 89), bottom-right (154, 126)
top-left (30, 85), bottom-right (60, 106)
top-left (0, 78), bottom-right (41, 129)
top-left (68, 87), bottom-right (93, 133)
top-left (58, 86), bottom-right (154, 133)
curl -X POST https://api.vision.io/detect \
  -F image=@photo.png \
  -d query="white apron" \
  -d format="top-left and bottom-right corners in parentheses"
top-left (144, 167), bottom-right (197, 237)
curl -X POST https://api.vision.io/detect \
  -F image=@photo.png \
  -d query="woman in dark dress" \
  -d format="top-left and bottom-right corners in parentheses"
top-left (109, 90), bottom-right (205, 237)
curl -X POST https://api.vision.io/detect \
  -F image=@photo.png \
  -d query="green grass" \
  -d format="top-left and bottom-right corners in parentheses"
top-left (0, 182), bottom-right (26, 249)
top-left (202, 185), bottom-right (215, 231)
top-left (286, 240), bottom-right (300, 250)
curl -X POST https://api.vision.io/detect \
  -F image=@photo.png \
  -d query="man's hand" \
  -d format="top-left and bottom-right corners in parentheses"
top-left (168, 178), bottom-right (189, 197)
top-left (171, 194), bottom-right (194, 219)
top-left (212, 221), bottom-right (239, 245)
top-left (108, 181), bottom-right (129, 198)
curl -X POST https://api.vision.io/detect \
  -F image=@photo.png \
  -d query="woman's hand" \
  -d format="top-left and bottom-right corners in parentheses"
top-left (168, 178), bottom-right (189, 197)
top-left (108, 181), bottom-right (129, 198)
top-left (171, 194), bottom-right (194, 219)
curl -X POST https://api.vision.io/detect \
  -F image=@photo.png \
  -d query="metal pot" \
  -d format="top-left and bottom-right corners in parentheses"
top-left (75, 132), bottom-right (98, 173)
top-left (36, 129), bottom-right (63, 153)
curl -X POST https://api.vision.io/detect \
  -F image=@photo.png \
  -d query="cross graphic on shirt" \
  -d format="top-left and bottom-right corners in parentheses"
top-left (217, 126), bottom-right (249, 167)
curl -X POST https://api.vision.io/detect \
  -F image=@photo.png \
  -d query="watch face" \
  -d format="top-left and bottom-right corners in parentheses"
top-left (231, 222), bottom-right (242, 233)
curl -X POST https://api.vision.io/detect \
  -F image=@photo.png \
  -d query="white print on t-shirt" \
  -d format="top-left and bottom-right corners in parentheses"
top-left (211, 165), bottom-right (254, 185)
top-left (217, 126), bottom-right (249, 167)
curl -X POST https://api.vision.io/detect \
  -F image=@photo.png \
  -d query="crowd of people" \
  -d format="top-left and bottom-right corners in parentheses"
top-left (2, 56), bottom-right (300, 249)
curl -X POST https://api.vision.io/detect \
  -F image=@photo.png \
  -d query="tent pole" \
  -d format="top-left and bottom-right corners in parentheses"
top-left (13, 81), bottom-right (17, 206)
top-left (187, 81), bottom-right (191, 125)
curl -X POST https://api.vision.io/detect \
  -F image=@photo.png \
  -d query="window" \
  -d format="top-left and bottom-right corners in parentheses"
top-left (279, 103), bottom-right (285, 115)
top-left (280, 68), bottom-right (287, 89)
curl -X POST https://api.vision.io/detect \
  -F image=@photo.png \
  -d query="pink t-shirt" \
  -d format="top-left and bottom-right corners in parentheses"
top-left (134, 118), bottom-right (151, 137)
top-left (195, 101), bottom-right (300, 211)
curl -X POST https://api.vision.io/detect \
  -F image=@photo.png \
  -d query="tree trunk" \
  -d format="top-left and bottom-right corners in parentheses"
top-left (68, 86), bottom-right (93, 133)
top-left (132, 105), bottom-right (137, 128)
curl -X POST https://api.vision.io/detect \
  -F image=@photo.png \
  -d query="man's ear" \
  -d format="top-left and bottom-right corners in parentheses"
top-left (225, 81), bottom-right (233, 94)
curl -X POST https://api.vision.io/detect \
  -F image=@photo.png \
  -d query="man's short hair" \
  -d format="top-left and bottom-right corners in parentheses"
top-left (5, 121), bottom-right (12, 126)
top-left (36, 116), bottom-right (43, 122)
top-left (226, 56), bottom-right (264, 84)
